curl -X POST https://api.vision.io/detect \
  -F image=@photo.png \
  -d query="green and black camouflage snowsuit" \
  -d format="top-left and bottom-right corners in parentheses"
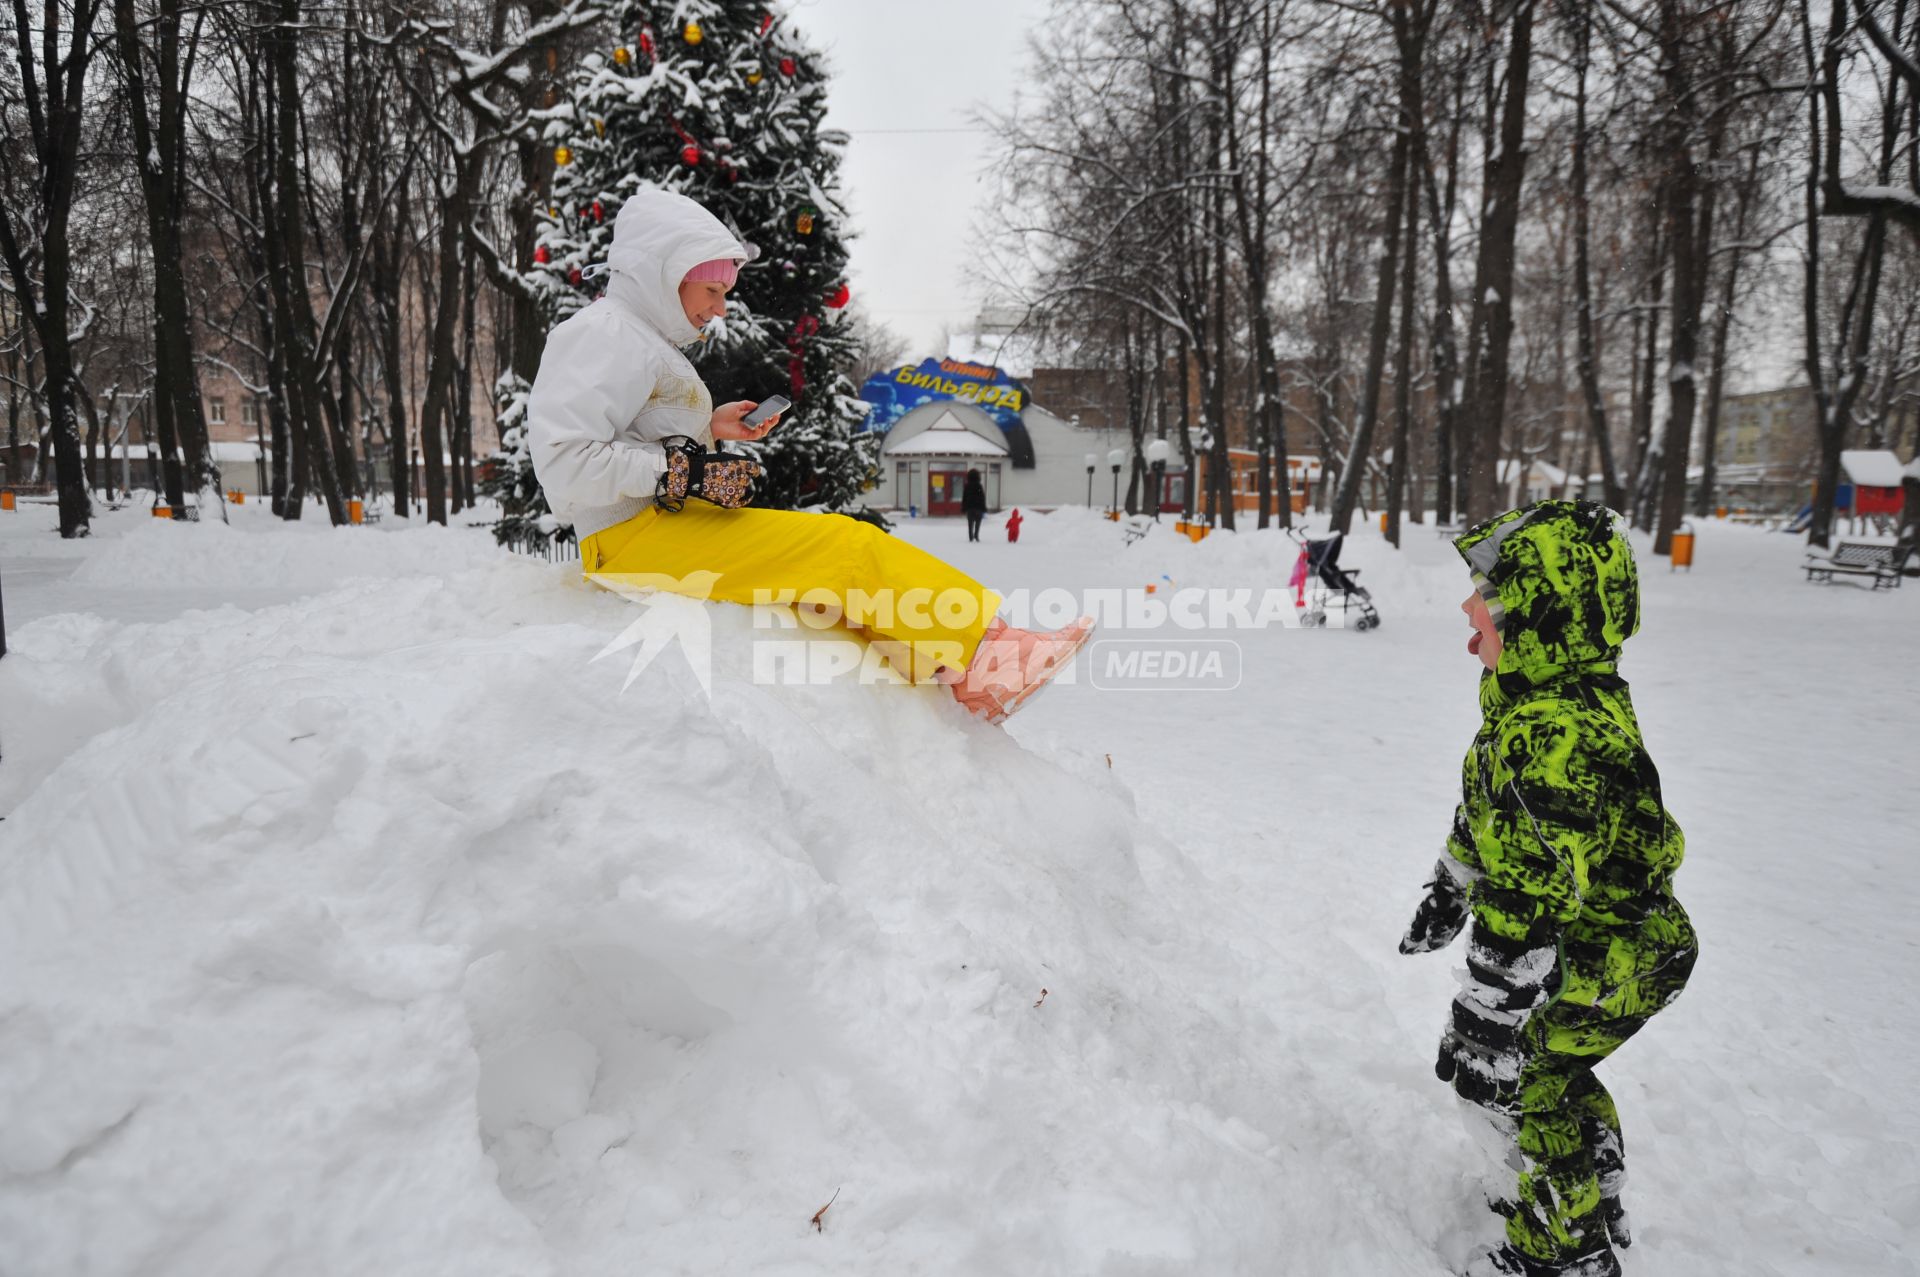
top-left (1406, 501), bottom-right (1698, 1275)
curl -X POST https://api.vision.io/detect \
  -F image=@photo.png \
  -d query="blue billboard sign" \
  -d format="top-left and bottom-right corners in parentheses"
top-left (858, 358), bottom-right (1036, 467)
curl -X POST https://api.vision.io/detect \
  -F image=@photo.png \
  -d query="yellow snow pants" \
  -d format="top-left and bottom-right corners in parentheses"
top-left (580, 503), bottom-right (1000, 683)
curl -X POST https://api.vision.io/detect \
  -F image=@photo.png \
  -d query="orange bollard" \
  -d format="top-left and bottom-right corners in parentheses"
top-left (0, 490), bottom-right (14, 511)
top-left (1670, 522), bottom-right (1695, 571)
top-left (349, 497), bottom-right (364, 524)
top-left (153, 505), bottom-right (171, 518)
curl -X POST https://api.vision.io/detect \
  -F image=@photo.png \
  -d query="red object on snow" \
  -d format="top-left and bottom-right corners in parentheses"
top-left (639, 30), bottom-right (654, 59)
top-left (681, 143), bottom-right (701, 165)
top-left (532, 244), bottom-right (550, 265)
top-left (569, 267), bottom-right (583, 285)
top-left (591, 200), bottom-right (604, 223)
top-left (780, 56), bottom-right (796, 76)
top-left (825, 283), bottom-right (850, 309)
top-left (1006, 508), bottom-right (1023, 542)
top-left (759, 12), bottom-right (774, 35)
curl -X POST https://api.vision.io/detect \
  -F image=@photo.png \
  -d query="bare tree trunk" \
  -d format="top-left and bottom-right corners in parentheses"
top-left (450, 235), bottom-right (478, 515)
top-left (1388, 116), bottom-right (1421, 547)
top-left (1801, 0), bottom-right (1896, 548)
top-left (1422, 61), bottom-right (1466, 525)
top-left (1695, 150), bottom-right (1762, 518)
top-left (1178, 332), bottom-right (1196, 519)
top-left (1628, 217), bottom-right (1667, 529)
top-left (262, 0), bottom-right (346, 524)
top-left (1654, 0), bottom-right (1708, 557)
top-left (1569, 1), bottom-right (1624, 511)
top-left (0, 0), bottom-right (103, 537)
top-left (112, 0), bottom-right (217, 513)
top-left (416, 151), bottom-right (487, 526)
top-left (1333, 1), bottom-right (1424, 536)
top-left (1460, 0), bottom-right (1537, 523)
top-left (1332, 131), bottom-right (1409, 535)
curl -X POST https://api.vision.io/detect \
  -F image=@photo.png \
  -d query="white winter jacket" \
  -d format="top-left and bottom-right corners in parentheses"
top-left (527, 189), bottom-right (748, 540)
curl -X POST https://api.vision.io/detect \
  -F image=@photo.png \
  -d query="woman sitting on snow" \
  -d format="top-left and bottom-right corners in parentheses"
top-left (527, 188), bottom-right (1090, 723)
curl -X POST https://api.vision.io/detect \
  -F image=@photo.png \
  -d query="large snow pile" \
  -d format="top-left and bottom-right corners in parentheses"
top-left (3, 502), bottom-right (1915, 1275)
top-left (1, 514), bottom-right (1313, 1276)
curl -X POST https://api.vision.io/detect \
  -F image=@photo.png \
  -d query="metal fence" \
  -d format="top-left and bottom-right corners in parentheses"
top-left (491, 523), bottom-right (580, 564)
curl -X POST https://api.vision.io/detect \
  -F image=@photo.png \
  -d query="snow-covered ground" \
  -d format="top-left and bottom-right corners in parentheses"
top-left (2, 497), bottom-right (1914, 1276)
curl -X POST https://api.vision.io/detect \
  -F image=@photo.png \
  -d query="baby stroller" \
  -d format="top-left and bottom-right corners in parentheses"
top-left (1288, 530), bottom-right (1380, 631)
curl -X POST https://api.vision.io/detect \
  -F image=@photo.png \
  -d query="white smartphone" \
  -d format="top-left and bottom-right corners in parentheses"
top-left (743, 395), bottom-right (790, 427)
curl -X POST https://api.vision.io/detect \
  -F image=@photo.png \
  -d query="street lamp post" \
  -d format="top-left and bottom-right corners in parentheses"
top-left (1195, 428), bottom-right (1213, 524)
top-left (1146, 438), bottom-right (1170, 521)
top-left (1085, 452), bottom-right (1097, 507)
top-left (1108, 448), bottom-right (1125, 517)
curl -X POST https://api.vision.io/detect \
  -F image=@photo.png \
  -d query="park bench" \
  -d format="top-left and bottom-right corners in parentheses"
top-left (1121, 515), bottom-right (1152, 546)
top-left (1803, 541), bottom-right (1902, 589)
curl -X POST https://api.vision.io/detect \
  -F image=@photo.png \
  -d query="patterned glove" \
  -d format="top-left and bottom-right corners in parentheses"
top-left (656, 436), bottom-right (761, 512)
top-left (1436, 922), bottom-right (1563, 1112)
top-left (1399, 856), bottom-right (1474, 954)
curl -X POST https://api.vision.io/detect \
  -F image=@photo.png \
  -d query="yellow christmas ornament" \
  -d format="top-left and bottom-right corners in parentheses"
top-left (795, 208), bottom-right (816, 235)
top-left (593, 117), bottom-right (606, 137)
top-left (684, 20), bottom-right (703, 44)
top-left (613, 45), bottom-right (631, 66)
top-left (554, 144), bottom-right (573, 167)
top-left (747, 70), bottom-right (763, 85)
top-left (549, 205), bottom-right (559, 218)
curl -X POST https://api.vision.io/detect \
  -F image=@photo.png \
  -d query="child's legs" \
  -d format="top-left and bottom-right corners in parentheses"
top-left (1500, 1008), bottom-right (1651, 1263)
top-left (581, 504), bottom-right (999, 682)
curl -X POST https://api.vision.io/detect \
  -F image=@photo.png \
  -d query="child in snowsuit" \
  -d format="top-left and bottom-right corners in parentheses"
top-left (527, 189), bottom-right (1090, 723)
top-left (1400, 500), bottom-right (1698, 1277)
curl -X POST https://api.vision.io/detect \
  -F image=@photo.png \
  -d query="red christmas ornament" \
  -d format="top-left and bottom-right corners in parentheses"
top-left (569, 267), bottom-right (583, 285)
top-left (758, 12), bottom-right (773, 35)
top-left (639, 30), bottom-right (654, 59)
top-left (592, 200), bottom-right (604, 223)
top-left (780, 57), bottom-right (796, 77)
top-left (825, 283), bottom-right (851, 309)
top-left (533, 245), bottom-right (550, 265)
top-left (681, 143), bottom-right (701, 166)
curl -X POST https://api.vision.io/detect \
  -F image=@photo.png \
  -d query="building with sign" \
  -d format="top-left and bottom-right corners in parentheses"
top-left (860, 357), bottom-right (1149, 513)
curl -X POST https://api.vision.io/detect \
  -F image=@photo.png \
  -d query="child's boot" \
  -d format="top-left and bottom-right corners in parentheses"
top-left (1599, 1196), bottom-right (1631, 1249)
top-left (1458, 1242), bottom-right (1621, 1277)
top-left (948, 616), bottom-right (1095, 725)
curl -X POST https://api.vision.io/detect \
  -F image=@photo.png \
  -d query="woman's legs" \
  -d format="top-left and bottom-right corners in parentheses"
top-left (581, 504), bottom-right (1000, 682)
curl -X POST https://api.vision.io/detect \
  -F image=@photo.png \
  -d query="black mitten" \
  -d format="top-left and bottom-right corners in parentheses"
top-left (1399, 856), bottom-right (1473, 954)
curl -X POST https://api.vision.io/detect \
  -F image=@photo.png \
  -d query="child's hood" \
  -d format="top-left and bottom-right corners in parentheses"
top-left (604, 188), bottom-right (748, 347)
top-left (1453, 499), bottom-right (1640, 693)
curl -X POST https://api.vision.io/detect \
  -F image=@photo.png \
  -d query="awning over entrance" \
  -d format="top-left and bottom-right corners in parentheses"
top-left (881, 409), bottom-right (1010, 458)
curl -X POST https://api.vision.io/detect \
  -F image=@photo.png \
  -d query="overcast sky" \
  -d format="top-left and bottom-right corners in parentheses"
top-left (793, 0), bottom-right (1043, 358)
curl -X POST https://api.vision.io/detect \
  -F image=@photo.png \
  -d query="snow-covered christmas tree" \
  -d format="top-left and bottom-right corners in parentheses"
top-left (486, 1), bottom-right (876, 546)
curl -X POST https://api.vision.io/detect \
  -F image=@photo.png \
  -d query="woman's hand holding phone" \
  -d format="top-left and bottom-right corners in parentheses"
top-left (711, 396), bottom-right (788, 441)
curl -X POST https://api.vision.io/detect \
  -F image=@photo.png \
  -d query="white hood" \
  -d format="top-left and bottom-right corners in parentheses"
top-left (605, 188), bottom-right (748, 347)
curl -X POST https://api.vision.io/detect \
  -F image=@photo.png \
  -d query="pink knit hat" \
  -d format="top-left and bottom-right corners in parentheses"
top-left (683, 257), bottom-right (740, 287)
